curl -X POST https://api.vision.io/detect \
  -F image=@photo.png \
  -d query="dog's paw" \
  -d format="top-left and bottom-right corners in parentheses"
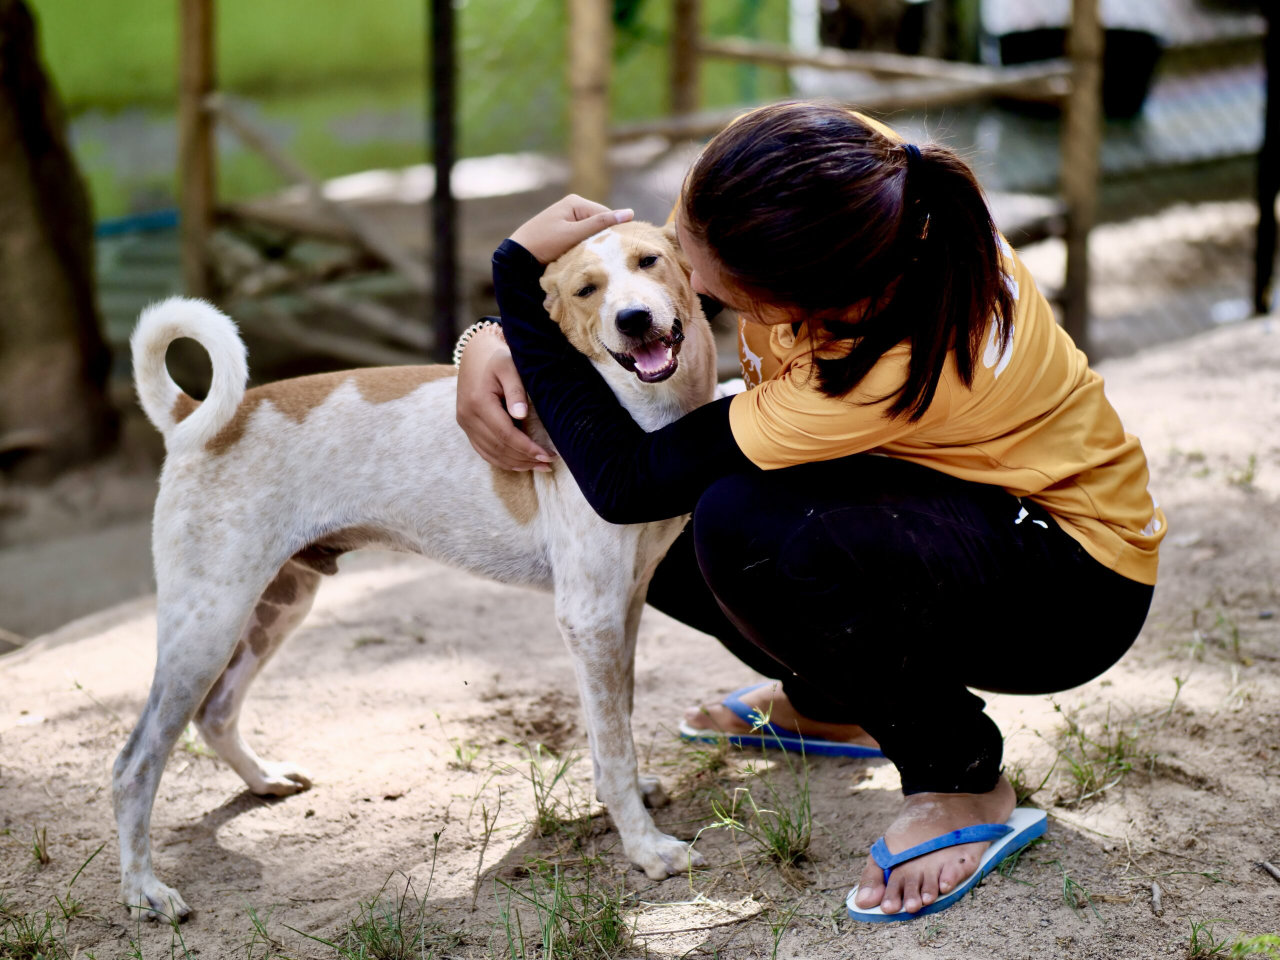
top-left (629, 832), bottom-right (706, 880)
top-left (638, 774), bottom-right (669, 808)
top-left (123, 877), bottom-right (191, 923)
top-left (248, 762), bottom-right (313, 797)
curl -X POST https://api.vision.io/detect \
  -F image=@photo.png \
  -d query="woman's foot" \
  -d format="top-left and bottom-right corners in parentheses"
top-left (682, 681), bottom-right (880, 749)
top-left (852, 776), bottom-right (1017, 915)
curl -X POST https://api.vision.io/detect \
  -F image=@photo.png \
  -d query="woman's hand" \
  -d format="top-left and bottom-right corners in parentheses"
top-left (509, 194), bottom-right (634, 264)
top-left (455, 325), bottom-right (556, 471)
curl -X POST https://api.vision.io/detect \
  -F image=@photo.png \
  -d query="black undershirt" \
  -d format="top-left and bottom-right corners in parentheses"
top-left (492, 239), bottom-right (756, 525)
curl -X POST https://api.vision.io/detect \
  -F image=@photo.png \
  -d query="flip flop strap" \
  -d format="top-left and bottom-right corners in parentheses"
top-left (871, 823), bottom-right (1014, 886)
top-left (721, 684), bottom-right (795, 741)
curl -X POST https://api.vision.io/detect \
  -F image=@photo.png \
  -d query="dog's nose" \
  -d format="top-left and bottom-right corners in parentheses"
top-left (615, 307), bottom-right (652, 338)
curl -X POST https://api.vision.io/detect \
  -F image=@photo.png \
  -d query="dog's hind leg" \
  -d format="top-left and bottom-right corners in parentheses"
top-left (194, 559), bottom-right (322, 796)
top-left (113, 557), bottom-right (281, 922)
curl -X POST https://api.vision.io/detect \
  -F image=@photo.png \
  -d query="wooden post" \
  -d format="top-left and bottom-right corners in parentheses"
top-left (1061, 0), bottom-right (1102, 354)
top-left (1254, 6), bottom-right (1278, 315)
top-left (430, 0), bottom-right (458, 357)
top-left (179, 0), bottom-right (215, 298)
top-left (568, 0), bottom-right (612, 201)
top-left (670, 0), bottom-right (700, 116)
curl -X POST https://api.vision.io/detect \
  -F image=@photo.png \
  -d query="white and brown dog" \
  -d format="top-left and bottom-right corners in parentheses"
top-left (114, 221), bottom-right (715, 920)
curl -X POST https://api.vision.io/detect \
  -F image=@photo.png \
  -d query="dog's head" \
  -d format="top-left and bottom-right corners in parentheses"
top-left (540, 221), bottom-right (714, 413)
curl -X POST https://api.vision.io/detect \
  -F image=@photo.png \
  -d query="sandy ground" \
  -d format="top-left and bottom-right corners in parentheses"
top-left (1, 313), bottom-right (1279, 959)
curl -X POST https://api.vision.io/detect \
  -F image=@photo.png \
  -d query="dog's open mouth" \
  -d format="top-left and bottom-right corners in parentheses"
top-left (606, 319), bottom-right (684, 383)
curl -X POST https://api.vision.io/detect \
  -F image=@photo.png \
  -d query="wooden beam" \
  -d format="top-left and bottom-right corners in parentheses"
top-left (611, 64), bottom-right (1070, 143)
top-left (1061, 0), bottom-right (1103, 354)
top-left (178, 0), bottom-right (215, 298)
top-left (567, 0), bottom-right (612, 200)
top-left (697, 37), bottom-right (1070, 101)
top-left (206, 93), bottom-right (430, 291)
top-left (670, 0), bottom-right (700, 116)
top-left (1254, 6), bottom-right (1278, 314)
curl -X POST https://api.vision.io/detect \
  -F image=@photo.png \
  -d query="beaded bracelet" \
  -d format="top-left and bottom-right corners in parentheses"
top-left (451, 318), bottom-right (502, 366)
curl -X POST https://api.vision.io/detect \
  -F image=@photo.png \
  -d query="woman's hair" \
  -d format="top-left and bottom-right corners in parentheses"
top-left (681, 101), bottom-right (1014, 421)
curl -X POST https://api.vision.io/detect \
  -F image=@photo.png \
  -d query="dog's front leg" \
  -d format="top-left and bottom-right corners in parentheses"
top-left (555, 598), bottom-right (704, 880)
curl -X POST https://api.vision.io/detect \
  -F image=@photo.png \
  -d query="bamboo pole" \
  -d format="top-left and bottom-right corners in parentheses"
top-left (1254, 6), bottom-right (1277, 314)
top-left (568, 0), bottom-right (612, 201)
top-left (178, 0), bottom-right (215, 298)
top-left (611, 64), bottom-right (1070, 143)
top-left (1061, 0), bottom-right (1103, 354)
top-left (670, 0), bottom-right (700, 116)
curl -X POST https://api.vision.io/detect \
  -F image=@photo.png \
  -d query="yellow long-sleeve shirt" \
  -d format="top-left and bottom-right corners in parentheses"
top-left (728, 239), bottom-right (1166, 585)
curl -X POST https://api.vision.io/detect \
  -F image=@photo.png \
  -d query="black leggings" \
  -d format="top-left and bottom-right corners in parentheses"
top-left (646, 455), bottom-right (1153, 796)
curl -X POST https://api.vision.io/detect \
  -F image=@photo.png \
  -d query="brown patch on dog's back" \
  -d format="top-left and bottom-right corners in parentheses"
top-left (207, 365), bottom-right (456, 455)
top-left (490, 467), bottom-right (538, 525)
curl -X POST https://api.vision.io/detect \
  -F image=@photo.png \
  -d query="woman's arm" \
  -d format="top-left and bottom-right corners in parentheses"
top-left (493, 237), bottom-right (754, 525)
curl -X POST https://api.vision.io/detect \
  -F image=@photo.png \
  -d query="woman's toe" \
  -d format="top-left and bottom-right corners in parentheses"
top-left (920, 865), bottom-right (940, 906)
top-left (900, 872), bottom-right (924, 913)
top-left (854, 859), bottom-right (884, 909)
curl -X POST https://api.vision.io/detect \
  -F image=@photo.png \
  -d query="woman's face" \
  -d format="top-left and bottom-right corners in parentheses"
top-left (676, 219), bottom-right (796, 327)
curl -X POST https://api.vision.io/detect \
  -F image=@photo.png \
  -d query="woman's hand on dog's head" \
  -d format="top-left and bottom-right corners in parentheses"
top-left (510, 195), bottom-right (634, 264)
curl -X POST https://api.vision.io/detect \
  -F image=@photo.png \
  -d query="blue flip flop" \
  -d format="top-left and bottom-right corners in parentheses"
top-left (678, 682), bottom-right (884, 759)
top-left (846, 807), bottom-right (1047, 922)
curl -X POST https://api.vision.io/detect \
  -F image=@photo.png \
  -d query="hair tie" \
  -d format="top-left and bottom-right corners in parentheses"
top-left (903, 142), bottom-right (922, 165)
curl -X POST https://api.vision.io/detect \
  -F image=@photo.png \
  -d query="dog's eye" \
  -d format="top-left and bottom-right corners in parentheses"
top-left (638, 255), bottom-right (659, 269)
top-left (575, 284), bottom-right (597, 298)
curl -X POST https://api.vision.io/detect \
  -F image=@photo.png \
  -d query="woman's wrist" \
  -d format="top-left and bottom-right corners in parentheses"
top-left (453, 318), bottom-right (505, 367)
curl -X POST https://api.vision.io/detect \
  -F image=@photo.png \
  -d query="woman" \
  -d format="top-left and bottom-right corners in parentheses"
top-left (456, 102), bottom-right (1163, 919)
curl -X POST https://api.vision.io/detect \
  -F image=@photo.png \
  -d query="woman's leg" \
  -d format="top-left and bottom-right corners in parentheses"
top-left (647, 522), bottom-right (876, 743)
top-left (688, 456), bottom-right (1152, 913)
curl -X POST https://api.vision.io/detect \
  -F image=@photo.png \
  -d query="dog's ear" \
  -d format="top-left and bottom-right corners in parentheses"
top-left (539, 261), bottom-right (565, 320)
top-left (661, 220), bottom-right (691, 276)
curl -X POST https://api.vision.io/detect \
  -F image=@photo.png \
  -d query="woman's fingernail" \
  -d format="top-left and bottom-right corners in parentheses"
top-left (614, 208), bottom-right (634, 223)
top-left (510, 402), bottom-right (528, 418)
top-left (535, 464), bottom-right (553, 472)
top-left (536, 453), bottom-right (556, 462)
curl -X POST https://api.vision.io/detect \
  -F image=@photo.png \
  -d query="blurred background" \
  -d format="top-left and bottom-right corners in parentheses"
top-left (0, 0), bottom-right (1275, 640)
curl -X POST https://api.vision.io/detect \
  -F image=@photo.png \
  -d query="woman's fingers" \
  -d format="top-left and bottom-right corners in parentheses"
top-left (510, 195), bottom-right (634, 263)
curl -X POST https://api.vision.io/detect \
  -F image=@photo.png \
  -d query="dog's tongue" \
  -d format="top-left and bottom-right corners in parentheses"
top-left (632, 340), bottom-right (671, 374)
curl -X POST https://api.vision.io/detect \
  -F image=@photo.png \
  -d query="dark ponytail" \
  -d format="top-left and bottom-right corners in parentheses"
top-left (682, 101), bottom-right (1014, 421)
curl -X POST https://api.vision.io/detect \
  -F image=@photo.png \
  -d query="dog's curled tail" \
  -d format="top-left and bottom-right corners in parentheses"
top-left (131, 297), bottom-right (248, 451)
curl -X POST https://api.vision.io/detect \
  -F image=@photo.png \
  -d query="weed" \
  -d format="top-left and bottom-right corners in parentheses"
top-left (516, 743), bottom-right (582, 839)
top-left (1005, 759), bottom-right (1055, 805)
top-left (1049, 701), bottom-right (1151, 807)
top-left (767, 901), bottom-right (800, 960)
top-left (179, 722), bottom-right (216, 758)
top-left (1047, 861), bottom-right (1100, 921)
top-left (31, 827), bottom-right (50, 867)
top-left (435, 711), bottom-right (481, 771)
top-left (1230, 934), bottom-right (1280, 958)
top-left (244, 905), bottom-right (284, 960)
top-left (494, 860), bottom-right (632, 960)
top-left (917, 920), bottom-right (945, 945)
top-left (1227, 454), bottom-right (1258, 488)
top-left (0, 908), bottom-right (70, 960)
top-left (996, 836), bottom-right (1046, 883)
top-left (1188, 919), bottom-right (1236, 958)
top-left (53, 842), bottom-right (104, 922)
top-left (473, 791), bottom-right (504, 910)
top-left (288, 872), bottom-right (463, 960)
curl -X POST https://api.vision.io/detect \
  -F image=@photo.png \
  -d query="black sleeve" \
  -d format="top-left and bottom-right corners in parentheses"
top-left (492, 239), bottom-right (757, 525)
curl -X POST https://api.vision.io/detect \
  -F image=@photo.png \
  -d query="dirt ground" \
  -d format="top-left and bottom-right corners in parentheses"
top-left (1, 310), bottom-right (1279, 959)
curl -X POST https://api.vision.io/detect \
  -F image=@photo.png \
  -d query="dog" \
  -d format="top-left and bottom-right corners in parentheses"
top-left (113, 220), bottom-right (716, 920)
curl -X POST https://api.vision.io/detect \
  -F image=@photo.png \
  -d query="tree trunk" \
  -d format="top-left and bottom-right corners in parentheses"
top-left (0, 0), bottom-right (116, 480)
